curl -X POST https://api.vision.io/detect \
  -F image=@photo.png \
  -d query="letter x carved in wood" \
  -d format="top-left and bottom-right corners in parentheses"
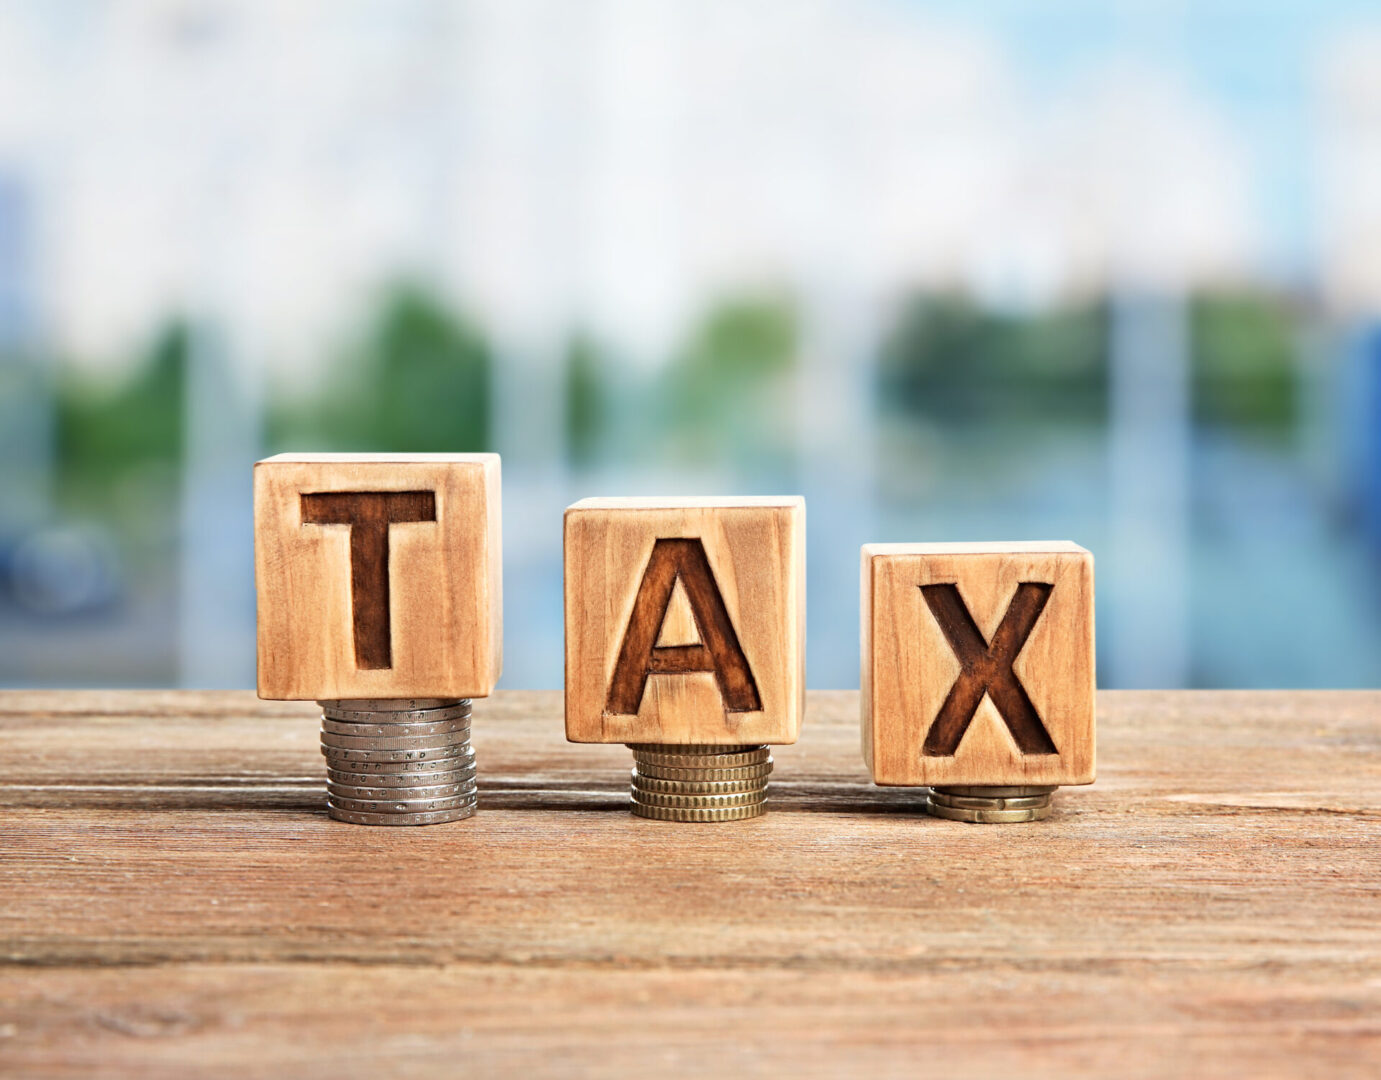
top-left (920, 581), bottom-right (1058, 756)
top-left (300, 491), bottom-right (437, 670)
top-left (605, 538), bottom-right (762, 716)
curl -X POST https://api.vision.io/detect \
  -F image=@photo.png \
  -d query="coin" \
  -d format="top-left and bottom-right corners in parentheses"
top-left (320, 730), bottom-right (467, 751)
top-left (322, 710), bottom-right (471, 729)
top-left (632, 790), bottom-right (767, 810)
top-left (326, 764), bottom-right (477, 787)
top-left (927, 791), bottom-right (1052, 811)
top-left (321, 702), bottom-right (472, 724)
top-left (323, 698), bottom-right (471, 716)
top-left (321, 755), bottom-right (474, 776)
top-left (630, 747), bottom-right (771, 769)
top-left (320, 750), bottom-right (476, 774)
top-left (630, 771), bottom-right (767, 795)
top-left (326, 764), bottom-right (476, 784)
top-left (924, 800), bottom-right (1052, 824)
top-left (327, 779), bottom-right (476, 800)
top-left (327, 804), bottom-right (477, 826)
top-left (932, 785), bottom-right (1055, 798)
top-left (630, 802), bottom-right (765, 822)
top-left (632, 760), bottom-right (773, 782)
top-left (328, 792), bottom-right (478, 814)
top-left (326, 698), bottom-right (465, 711)
top-left (320, 742), bottom-right (470, 764)
top-left (321, 716), bottom-right (473, 738)
top-left (628, 743), bottom-right (762, 754)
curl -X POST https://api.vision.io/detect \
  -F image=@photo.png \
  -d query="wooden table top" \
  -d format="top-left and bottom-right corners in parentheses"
top-left (1, 690), bottom-right (1378, 1078)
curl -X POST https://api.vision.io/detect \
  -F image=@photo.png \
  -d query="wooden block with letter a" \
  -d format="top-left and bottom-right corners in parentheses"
top-left (254, 453), bottom-right (501, 701)
top-left (564, 497), bottom-right (805, 745)
top-left (861, 542), bottom-right (1094, 787)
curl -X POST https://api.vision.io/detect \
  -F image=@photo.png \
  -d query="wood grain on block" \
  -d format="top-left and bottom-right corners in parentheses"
top-left (254, 453), bottom-right (501, 700)
top-left (565, 497), bottom-right (805, 744)
top-left (862, 542), bottom-right (1094, 786)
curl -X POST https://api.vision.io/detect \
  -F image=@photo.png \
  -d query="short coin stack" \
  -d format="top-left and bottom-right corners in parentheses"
top-left (925, 785), bottom-right (1054, 823)
top-left (629, 744), bottom-right (772, 822)
top-left (319, 699), bottom-right (476, 825)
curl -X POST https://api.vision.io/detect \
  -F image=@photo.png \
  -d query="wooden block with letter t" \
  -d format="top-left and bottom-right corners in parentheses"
top-left (254, 453), bottom-right (501, 701)
top-left (564, 497), bottom-right (805, 745)
top-left (861, 542), bottom-right (1095, 787)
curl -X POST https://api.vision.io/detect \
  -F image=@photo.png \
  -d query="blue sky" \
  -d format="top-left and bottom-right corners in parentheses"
top-left (915, 0), bottom-right (1381, 282)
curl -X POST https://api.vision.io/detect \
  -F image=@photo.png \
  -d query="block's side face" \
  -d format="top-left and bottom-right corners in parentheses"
top-left (483, 456), bottom-right (503, 686)
top-left (564, 503), bottom-right (803, 744)
top-left (562, 508), bottom-right (581, 738)
top-left (867, 548), bottom-right (1095, 786)
top-left (860, 548), bottom-right (877, 775)
top-left (254, 463), bottom-right (296, 699)
top-left (1066, 550), bottom-right (1095, 783)
top-left (788, 500), bottom-right (806, 743)
top-left (254, 458), bottom-right (498, 700)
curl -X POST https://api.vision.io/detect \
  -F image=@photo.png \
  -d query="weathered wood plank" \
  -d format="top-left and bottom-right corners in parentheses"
top-left (0, 690), bottom-right (1378, 1078)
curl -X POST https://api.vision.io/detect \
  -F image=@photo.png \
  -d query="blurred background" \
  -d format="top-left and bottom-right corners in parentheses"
top-left (1, 0), bottom-right (1380, 691)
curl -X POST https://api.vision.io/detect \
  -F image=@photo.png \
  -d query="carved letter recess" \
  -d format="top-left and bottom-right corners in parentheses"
top-left (606, 538), bottom-right (762, 716)
top-left (919, 581), bottom-right (1058, 756)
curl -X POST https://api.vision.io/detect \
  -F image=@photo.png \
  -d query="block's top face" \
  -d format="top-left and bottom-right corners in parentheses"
top-left (565, 498), bottom-right (806, 745)
top-left (255, 454), bottom-right (502, 701)
top-left (259, 452), bottom-right (500, 466)
top-left (570, 496), bottom-right (804, 512)
top-left (862, 543), bottom-right (1094, 787)
top-left (863, 541), bottom-right (1087, 557)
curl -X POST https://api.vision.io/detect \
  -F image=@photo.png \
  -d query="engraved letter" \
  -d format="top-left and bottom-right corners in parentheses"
top-left (300, 491), bottom-right (437, 670)
top-left (920, 582), bottom-right (1057, 756)
top-left (606, 538), bottom-right (761, 715)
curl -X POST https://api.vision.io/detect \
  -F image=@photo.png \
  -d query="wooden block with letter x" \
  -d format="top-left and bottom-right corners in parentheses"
top-left (564, 497), bottom-right (805, 745)
top-left (254, 453), bottom-right (501, 701)
top-left (861, 542), bottom-right (1094, 787)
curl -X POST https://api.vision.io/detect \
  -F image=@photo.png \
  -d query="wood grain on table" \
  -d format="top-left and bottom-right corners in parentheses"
top-left (1, 690), bottom-right (1378, 1078)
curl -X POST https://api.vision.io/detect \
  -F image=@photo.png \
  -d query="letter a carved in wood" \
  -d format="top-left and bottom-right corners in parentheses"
top-left (920, 581), bottom-right (1058, 756)
top-left (605, 538), bottom-right (762, 715)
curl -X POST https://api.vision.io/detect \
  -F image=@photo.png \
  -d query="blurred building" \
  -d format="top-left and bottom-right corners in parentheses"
top-left (0, 0), bottom-right (1378, 688)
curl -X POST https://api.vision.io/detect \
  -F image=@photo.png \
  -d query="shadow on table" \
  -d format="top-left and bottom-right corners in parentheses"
top-left (480, 776), bottom-right (932, 815)
top-left (0, 775), bottom-right (936, 816)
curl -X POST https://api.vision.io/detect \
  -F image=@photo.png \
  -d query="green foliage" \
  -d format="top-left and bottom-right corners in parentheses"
top-left (1190, 291), bottom-right (1297, 436)
top-left (55, 320), bottom-right (187, 488)
top-left (877, 294), bottom-right (1108, 425)
top-left (564, 332), bottom-right (606, 466)
top-left (678, 297), bottom-right (796, 386)
top-left (660, 295), bottom-right (798, 465)
top-left (272, 282), bottom-right (491, 453)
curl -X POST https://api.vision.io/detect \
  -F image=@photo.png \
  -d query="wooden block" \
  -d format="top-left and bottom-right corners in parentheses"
top-left (564, 497), bottom-right (805, 745)
top-left (861, 542), bottom-right (1094, 786)
top-left (254, 453), bottom-right (501, 700)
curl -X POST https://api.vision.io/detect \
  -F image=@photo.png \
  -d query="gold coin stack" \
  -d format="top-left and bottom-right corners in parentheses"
top-left (924, 785), bottom-right (1055, 823)
top-left (318, 699), bottom-right (476, 825)
top-left (628, 744), bottom-right (772, 822)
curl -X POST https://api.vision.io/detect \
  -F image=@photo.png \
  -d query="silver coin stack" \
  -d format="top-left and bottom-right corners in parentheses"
top-left (628, 744), bottom-right (773, 822)
top-left (318, 699), bottom-right (476, 825)
top-left (925, 784), bottom-right (1054, 823)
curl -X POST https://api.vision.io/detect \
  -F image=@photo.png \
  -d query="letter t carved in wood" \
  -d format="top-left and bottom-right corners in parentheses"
top-left (254, 454), bottom-right (502, 702)
top-left (300, 491), bottom-right (437, 670)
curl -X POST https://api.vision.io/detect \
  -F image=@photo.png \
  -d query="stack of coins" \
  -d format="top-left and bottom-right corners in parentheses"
top-left (925, 785), bottom-right (1054, 823)
top-left (628, 744), bottom-right (772, 822)
top-left (318, 699), bottom-right (475, 825)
